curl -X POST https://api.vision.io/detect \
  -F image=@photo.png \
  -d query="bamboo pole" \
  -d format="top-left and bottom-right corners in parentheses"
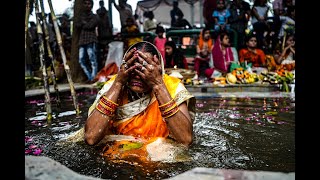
top-left (39, 0), bottom-right (61, 108)
top-left (25, 0), bottom-right (31, 76)
top-left (25, 0), bottom-right (30, 50)
top-left (282, 31), bottom-right (286, 51)
top-left (47, 0), bottom-right (80, 115)
top-left (34, 0), bottom-right (53, 122)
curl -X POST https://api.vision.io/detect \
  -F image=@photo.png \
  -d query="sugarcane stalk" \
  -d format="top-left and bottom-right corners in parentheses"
top-left (39, 0), bottom-right (61, 108)
top-left (47, 0), bottom-right (80, 115)
top-left (282, 31), bottom-right (286, 51)
top-left (25, 0), bottom-right (31, 76)
top-left (25, 0), bottom-right (30, 50)
top-left (35, 0), bottom-right (53, 122)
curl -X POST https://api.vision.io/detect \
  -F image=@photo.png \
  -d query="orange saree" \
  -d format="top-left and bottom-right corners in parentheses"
top-left (88, 74), bottom-right (195, 162)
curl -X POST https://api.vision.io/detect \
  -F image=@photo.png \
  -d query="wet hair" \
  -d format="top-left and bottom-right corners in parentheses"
top-left (126, 41), bottom-right (163, 74)
top-left (127, 41), bottom-right (160, 60)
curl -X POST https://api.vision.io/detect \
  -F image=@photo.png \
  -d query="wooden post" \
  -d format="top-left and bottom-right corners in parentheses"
top-left (47, 0), bottom-right (80, 115)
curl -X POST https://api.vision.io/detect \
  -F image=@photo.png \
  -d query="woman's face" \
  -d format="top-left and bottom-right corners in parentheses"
top-left (221, 35), bottom-right (230, 46)
top-left (128, 51), bottom-right (153, 93)
top-left (165, 45), bottom-right (173, 56)
top-left (286, 36), bottom-right (295, 46)
top-left (203, 30), bottom-right (211, 40)
top-left (247, 37), bottom-right (257, 48)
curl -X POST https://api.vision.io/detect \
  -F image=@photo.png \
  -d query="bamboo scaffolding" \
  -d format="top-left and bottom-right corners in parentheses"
top-left (47, 0), bottom-right (80, 115)
top-left (39, 0), bottom-right (61, 108)
top-left (35, 0), bottom-right (53, 122)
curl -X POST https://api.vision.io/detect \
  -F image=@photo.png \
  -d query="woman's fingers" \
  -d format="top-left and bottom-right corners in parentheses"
top-left (126, 53), bottom-right (138, 67)
top-left (136, 50), bottom-right (154, 65)
top-left (153, 55), bottom-right (161, 66)
top-left (123, 47), bottom-right (136, 61)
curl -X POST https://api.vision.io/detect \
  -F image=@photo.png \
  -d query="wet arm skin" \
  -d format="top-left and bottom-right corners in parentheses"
top-left (153, 84), bottom-right (193, 147)
top-left (84, 48), bottom-right (138, 145)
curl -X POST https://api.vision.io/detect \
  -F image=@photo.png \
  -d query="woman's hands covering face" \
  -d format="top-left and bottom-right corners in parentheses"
top-left (115, 48), bottom-right (164, 88)
top-left (134, 50), bottom-right (164, 88)
top-left (115, 47), bottom-right (138, 85)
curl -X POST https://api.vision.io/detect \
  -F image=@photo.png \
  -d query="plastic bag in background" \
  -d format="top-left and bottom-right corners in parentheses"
top-left (93, 41), bottom-right (124, 82)
top-left (244, 61), bottom-right (253, 73)
top-left (105, 41), bottom-right (124, 69)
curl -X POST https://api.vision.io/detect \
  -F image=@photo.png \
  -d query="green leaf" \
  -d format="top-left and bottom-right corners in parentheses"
top-left (121, 142), bottom-right (143, 151)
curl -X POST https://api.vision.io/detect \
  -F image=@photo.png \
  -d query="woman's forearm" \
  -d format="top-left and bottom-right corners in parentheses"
top-left (84, 81), bottom-right (123, 145)
top-left (153, 83), bottom-right (193, 146)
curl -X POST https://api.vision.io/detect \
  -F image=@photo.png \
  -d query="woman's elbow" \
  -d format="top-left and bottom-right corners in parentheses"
top-left (84, 133), bottom-right (98, 146)
top-left (181, 134), bottom-right (193, 147)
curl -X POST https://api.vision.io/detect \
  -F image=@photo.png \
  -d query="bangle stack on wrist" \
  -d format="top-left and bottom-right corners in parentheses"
top-left (95, 96), bottom-right (119, 117)
top-left (159, 99), bottom-right (180, 119)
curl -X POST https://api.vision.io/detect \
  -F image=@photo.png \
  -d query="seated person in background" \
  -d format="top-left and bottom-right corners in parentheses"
top-left (193, 27), bottom-right (213, 79)
top-left (212, 0), bottom-right (231, 33)
top-left (164, 40), bottom-right (188, 69)
top-left (238, 33), bottom-right (267, 74)
top-left (274, 33), bottom-right (295, 71)
top-left (174, 11), bottom-right (193, 29)
top-left (84, 41), bottom-right (195, 161)
top-left (205, 31), bottom-right (238, 79)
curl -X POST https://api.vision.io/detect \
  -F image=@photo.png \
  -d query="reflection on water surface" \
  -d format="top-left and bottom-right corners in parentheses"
top-left (25, 88), bottom-right (295, 179)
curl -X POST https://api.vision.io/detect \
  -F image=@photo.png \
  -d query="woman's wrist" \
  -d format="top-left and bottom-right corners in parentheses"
top-left (152, 83), bottom-right (167, 96)
top-left (153, 81), bottom-right (165, 89)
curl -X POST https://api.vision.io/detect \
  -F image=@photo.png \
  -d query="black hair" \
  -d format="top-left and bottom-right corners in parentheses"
top-left (245, 32), bottom-right (257, 43)
top-left (84, 0), bottom-right (94, 6)
top-left (202, 26), bottom-right (211, 37)
top-left (173, 1), bottom-right (178, 7)
top-left (219, 31), bottom-right (229, 41)
top-left (164, 40), bottom-right (186, 68)
top-left (155, 25), bottom-right (165, 34)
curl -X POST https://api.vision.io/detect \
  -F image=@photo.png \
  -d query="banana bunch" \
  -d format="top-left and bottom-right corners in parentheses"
top-left (230, 68), bottom-right (258, 84)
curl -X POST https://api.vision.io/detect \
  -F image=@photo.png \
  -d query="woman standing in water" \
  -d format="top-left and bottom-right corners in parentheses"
top-left (84, 41), bottom-right (195, 161)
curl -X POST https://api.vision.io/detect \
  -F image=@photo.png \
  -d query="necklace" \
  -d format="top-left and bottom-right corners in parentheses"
top-left (127, 88), bottom-right (145, 102)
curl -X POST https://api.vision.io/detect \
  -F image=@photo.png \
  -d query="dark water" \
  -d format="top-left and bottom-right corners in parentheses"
top-left (25, 88), bottom-right (295, 179)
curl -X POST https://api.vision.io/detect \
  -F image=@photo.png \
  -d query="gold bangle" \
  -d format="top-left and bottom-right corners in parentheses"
top-left (159, 98), bottom-right (174, 108)
top-left (98, 100), bottom-right (115, 112)
top-left (162, 103), bottom-right (178, 113)
top-left (163, 108), bottom-right (180, 119)
top-left (102, 95), bottom-right (119, 106)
